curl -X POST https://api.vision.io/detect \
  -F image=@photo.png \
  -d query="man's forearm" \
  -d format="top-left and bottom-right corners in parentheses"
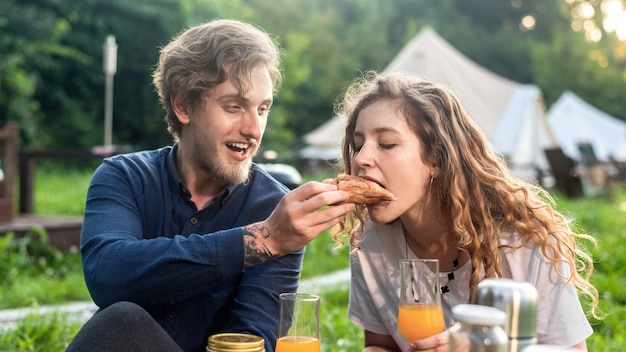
top-left (242, 222), bottom-right (279, 268)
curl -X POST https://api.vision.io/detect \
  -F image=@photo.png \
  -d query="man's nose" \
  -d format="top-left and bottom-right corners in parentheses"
top-left (241, 110), bottom-right (263, 139)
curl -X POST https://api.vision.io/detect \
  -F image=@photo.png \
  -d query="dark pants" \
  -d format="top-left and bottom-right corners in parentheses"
top-left (65, 301), bottom-right (184, 352)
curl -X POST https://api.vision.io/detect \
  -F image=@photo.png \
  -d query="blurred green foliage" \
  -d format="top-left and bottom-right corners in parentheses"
top-left (1, 0), bottom-right (625, 160)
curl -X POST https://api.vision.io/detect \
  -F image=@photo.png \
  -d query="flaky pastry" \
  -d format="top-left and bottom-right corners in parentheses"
top-left (335, 173), bottom-right (396, 204)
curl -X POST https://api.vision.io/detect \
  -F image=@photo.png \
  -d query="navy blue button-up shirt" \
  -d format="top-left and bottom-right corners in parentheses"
top-left (80, 146), bottom-right (302, 352)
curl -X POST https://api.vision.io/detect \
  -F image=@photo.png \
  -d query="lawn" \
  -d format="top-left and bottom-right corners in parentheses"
top-left (0, 168), bottom-right (624, 351)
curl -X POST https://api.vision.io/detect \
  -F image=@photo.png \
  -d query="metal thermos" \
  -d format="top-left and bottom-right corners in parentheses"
top-left (449, 304), bottom-right (509, 352)
top-left (473, 278), bottom-right (538, 352)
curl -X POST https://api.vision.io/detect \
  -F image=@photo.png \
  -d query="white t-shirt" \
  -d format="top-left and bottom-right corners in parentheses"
top-left (348, 220), bottom-right (593, 351)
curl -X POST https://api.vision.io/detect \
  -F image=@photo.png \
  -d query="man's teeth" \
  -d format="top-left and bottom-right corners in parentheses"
top-left (228, 143), bottom-right (248, 153)
top-left (230, 142), bottom-right (248, 149)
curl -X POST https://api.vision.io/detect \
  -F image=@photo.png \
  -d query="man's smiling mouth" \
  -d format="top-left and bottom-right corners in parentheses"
top-left (227, 142), bottom-right (250, 155)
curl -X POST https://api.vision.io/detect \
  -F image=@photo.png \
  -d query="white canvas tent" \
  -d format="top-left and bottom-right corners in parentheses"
top-left (547, 91), bottom-right (626, 161)
top-left (302, 26), bottom-right (557, 178)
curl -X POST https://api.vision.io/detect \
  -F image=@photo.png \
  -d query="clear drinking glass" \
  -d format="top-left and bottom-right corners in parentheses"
top-left (275, 292), bottom-right (321, 352)
top-left (398, 259), bottom-right (445, 341)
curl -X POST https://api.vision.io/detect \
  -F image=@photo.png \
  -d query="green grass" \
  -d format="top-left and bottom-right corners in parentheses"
top-left (318, 284), bottom-right (364, 352)
top-left (301, 230), bottom-right (350, 279)
top-left (552, 188), bottom-right (626, 350)
top-left (0, 305), bottom-right (82, 352)
top-left (1, 169), bottom-right (625, 351)
top-left (0, 168), bottom-right (93, 310)
top-left (0, 229), bottom-right (91, 309)
top-left (33, 168), bottom-right (92, 216)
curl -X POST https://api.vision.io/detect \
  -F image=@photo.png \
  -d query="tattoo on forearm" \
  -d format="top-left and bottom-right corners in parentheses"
top-left (243, 223), bottom-right (277, 268)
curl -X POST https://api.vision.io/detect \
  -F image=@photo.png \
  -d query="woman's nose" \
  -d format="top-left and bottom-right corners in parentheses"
top-left (354, 145), bottom-right (375, 169)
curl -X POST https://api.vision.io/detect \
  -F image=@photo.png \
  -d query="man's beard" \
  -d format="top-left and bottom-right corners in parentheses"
top-left (208, 152), bottom-right (256, 185)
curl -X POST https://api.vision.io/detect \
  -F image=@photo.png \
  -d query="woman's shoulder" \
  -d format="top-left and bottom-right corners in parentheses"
top-left (498, 229), bottom-right (555, 282)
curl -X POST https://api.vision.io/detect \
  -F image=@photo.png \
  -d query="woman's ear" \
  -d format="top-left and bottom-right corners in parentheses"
top-left (431, 165), bottom-right (440, 179)
top-left (171, 94), bottom-right (191, 125)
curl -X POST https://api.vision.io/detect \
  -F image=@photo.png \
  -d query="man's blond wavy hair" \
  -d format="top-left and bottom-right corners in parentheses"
top-left (331, 71), bottom-right (600, 318)
top-left (152, 19), bottom-right (282, 142)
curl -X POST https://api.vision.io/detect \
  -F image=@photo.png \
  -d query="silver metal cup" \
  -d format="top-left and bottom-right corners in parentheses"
top-left (449, 304), bottom-right (509, 352)
top-left (473, 278), bottom-right (538, 352)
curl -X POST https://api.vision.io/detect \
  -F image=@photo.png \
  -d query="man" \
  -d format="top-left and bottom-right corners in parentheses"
top-left (66, 19), bottom-right (354, 352)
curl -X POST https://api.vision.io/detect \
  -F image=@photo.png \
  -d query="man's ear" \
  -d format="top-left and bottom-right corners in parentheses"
top-left (171, 94), bottom-right (191, 125)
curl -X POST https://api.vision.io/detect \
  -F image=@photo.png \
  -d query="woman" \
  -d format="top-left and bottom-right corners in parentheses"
top-left (332, 71), bottom-right (599, 352)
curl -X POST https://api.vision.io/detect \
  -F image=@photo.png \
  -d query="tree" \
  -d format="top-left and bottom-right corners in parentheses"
top-left (232, 0), bottom-right (400, 155)
top-left (41, 0), bottom-right (187, 150)
top-left (0, 0), bottom-right (187, 150)
top-left (0, 0), bottom-right (87, 148)
top-left (2, 0), bottom-right (624, 155)
top-left (555, 0), bottom-right (626, 119)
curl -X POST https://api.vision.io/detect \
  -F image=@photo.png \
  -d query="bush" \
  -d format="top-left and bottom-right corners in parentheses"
top-left (0, 229), bottom-right (90, 309)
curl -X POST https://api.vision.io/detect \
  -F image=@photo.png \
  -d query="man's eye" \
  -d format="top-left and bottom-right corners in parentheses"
top-left (380, 144), bottom-right (395, 149)
top-left (259, 107), bottom-right (270, 116)
top-left (225, 105), bottom-right (242, 112)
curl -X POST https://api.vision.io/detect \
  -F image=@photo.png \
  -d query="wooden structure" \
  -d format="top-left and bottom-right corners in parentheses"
top-left (608, 155), bottom-right (626, 184)
top-left (18, 148), bottom-right (115, 214)
top-left (0, 123), bottom-right (83, 251)
top-left (0, 214), bottom-right (83, 251)
top-left (576, 142), bottom-right (611, 198)
top-left (544, 143), bottom-right (618, 199)
top-left (0, 122), bottom-right (19, 222)
top-left (544, 147), bottom-right (583, 198)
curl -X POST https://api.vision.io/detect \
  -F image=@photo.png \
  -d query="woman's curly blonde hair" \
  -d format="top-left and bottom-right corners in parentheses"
top-left (331, 71), bottom-right (599, 318)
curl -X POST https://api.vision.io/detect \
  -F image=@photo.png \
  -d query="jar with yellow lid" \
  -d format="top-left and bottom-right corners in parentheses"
top-left (206, 333), bottom-right (265, 352)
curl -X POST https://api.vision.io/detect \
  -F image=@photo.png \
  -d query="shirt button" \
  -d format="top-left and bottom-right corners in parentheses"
top-left (169, 312), bottom-right (177, 319)
top-left (190, 217), bottom-right (198, 224)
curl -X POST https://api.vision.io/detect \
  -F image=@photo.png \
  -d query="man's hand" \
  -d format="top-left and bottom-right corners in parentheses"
top-left (243, 181), bottom-right (354, 267)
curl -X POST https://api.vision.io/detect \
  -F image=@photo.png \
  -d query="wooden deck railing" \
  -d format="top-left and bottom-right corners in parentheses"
top-left (0, 122), bottom-right (123, 250)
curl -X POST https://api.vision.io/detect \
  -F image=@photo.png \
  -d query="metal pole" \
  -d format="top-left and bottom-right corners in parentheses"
top-left (104, 72), bottom-right (114, 146)
top-left (103, 35), bottom-right (117, 146)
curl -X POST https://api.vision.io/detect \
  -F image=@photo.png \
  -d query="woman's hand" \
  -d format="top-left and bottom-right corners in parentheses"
top-left (407, 329), bottom-right (453, 352)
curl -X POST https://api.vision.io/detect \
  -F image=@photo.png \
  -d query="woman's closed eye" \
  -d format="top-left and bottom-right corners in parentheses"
top-left (379, 143), bottom-right (396, 149)
top-left (353, 142), bottom-right (395, 152)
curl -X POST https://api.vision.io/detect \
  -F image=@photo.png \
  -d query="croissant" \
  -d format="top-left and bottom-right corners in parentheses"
top-left (335, 173), bottom-right (396, 204)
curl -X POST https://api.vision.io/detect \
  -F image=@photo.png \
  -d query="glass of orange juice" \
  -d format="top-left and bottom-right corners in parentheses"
top-left (276, 292), bottom-right (320, 352)
top-left (398, 259), bottom-right (445, 341)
